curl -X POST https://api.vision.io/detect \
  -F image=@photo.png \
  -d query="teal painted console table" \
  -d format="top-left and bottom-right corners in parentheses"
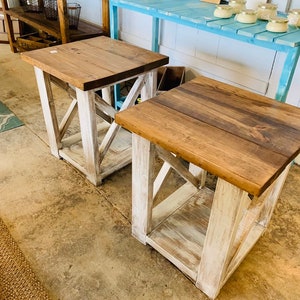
top-left (109, 0), bottom-right (300, 102)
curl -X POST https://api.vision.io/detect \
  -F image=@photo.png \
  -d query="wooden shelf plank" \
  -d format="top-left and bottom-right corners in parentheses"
top-left (5, 6), bottom-right (103, 41)
top-left (1, 0), bottom-right (106, 52)
top-left (61, 124), bottom-right (132, 181)
top-left (147, 186), bottom-right (214, 280)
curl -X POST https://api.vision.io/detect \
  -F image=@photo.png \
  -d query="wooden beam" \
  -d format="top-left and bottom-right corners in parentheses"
top-left (102, 0), bottom-right (110, 36)
top-left (57, 0), bottom-right (69, 43)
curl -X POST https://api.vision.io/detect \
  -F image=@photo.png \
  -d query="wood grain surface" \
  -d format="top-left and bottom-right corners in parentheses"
top-left (21, 36), bottom-right (169, 90)
top-left (115, 76), bottom-right (300, 196)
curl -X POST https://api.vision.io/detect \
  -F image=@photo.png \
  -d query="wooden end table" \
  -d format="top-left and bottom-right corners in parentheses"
top-left (21, 36), bottom-right (168, 185)
top-left (115, 75), bottom-right (300, 299)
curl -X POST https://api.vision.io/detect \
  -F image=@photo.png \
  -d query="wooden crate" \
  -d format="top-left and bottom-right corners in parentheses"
top-left (16, 32), bottom-right (58, 51)
top-left (157, 66), bottom-right (185, 93)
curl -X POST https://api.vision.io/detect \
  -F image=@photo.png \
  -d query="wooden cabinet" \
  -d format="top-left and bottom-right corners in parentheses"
top-left (0, 0), bottom-right (109, 52)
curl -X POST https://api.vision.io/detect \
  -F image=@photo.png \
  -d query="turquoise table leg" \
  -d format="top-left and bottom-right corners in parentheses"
top-left (110, 3), bottom-right (121, 109)
top-left (110, 4), bottom-right (119, 39)
top-left (152, 16), bottom-right (159, 52)
top-left (276, 47), bottom-right (300, 102)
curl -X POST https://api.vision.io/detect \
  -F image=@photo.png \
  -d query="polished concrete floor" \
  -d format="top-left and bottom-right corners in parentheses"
top-left (0, 44), bottom-right (300, 300)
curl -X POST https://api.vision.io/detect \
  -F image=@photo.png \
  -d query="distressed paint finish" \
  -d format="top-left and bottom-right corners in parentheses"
top-left (115, 75), bottom-right (300, 299)
top-left (21, 36), bottom-right (168, 185)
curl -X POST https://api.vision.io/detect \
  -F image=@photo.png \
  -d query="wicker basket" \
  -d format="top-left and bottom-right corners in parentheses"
top-left (20, 0), bottom-right (43, 12)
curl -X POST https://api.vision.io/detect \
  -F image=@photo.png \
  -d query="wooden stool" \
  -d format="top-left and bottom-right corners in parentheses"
top-left (115, 76), bottom-right (300, 299)
top-left (21, 36), bottom-right (168, 185)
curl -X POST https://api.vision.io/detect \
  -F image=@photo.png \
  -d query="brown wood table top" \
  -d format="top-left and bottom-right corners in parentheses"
top-left (20, 36), bottom-right (169, 91)
top-left (115, 76), bottom-right (300, 196)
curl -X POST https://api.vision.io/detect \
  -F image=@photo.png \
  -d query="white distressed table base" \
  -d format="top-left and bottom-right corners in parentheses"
top-left (132, 134), bottom-right (291, 299)
top-left (34, 67), bottom-right (157, 185)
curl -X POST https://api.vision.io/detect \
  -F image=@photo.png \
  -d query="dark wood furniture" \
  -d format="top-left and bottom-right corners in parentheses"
top-left (0, 0), bottom-right (109, 52)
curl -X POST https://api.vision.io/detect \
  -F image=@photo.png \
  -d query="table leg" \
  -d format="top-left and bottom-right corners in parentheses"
top-left (196, 179), bottom-right (250, 299)
top-left (275, 47), bottom-right (300, 102)
top-left (140, 70), bottom-right (157, 100)
top-left (196, 163), bottom-right (291, 299)
top-left (257, 163), bottom-right (291, 227)
top-left (109, 3), bottom-right (119, 40)
top-left (34, 67), bottom-right (61, 158)
top-left (132, 134), bottom-right (155, 244)
top-left (76, 88), bottom-right (101, 185)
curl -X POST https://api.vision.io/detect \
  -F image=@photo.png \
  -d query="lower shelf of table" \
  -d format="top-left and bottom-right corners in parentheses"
top-left (146, 182), bottom-right (266, 283)
top-left (59, 123), bottom-right (132, 181)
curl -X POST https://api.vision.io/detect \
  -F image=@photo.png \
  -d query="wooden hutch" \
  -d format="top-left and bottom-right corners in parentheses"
top-left (0, 0), bottom-right (109, 52)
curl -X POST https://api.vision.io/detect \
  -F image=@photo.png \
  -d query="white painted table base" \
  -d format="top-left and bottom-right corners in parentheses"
top-left (34, 66), bottom-right (156, 185)
top-left (131, 133), bottom-right (291, 299)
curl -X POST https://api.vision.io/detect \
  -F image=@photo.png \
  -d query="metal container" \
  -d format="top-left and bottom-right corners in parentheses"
top-left (67, 3), bottom-right (81, 29)
top-left (44, 0), bottom-right (58, 20)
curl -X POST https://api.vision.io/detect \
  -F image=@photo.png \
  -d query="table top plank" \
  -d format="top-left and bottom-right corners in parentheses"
top-left (154, 79), bottom-right (300, 157)
top-left (115, 76), bottom-right (300, 196)
top-left (21, 36), bottom-right (169, 90)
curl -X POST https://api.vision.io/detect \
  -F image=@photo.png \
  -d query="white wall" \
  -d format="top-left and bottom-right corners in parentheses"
top-left (118, 8), bottom-right (300, 107)
top-left (79, 2), bottom-right (300, 107)
top-left (74, 0), bottom-right (102, 26)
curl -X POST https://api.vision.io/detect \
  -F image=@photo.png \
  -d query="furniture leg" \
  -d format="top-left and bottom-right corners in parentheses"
top-left (275, 47), bottom-right (300, 102)
top-left (132, 134), bottom-right (155, 244)
top-left (75, 88), bottom-right (100, 185)
top-left (258, 163), bottom-right (291, 227)
top-left (109, 3), bottom-right (118, 39)
top-left (34, 67), bottom-right (61, 157)
top-left (1, 0), bottom-right (16, 52)
top-left (196, 178), bottom-right (249, 299)
top-left (140, 70), bottom-right (157, 100)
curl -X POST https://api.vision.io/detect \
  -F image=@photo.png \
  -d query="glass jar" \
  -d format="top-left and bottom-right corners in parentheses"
top-left (288, 9), bottom-right (300, 27)
top-left (257, 3), bottom-right (277, 20)
top-left (266, 17), bottom-right (288, 33)
top-left (236, 9), bottom-right (257, 24)
top-left (214, 4), bottom-right (234, 19)
top-left (229, 0), bottom-right (247, 14)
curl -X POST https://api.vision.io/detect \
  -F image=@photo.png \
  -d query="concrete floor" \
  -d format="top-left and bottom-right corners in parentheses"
top-left (0, 43), bottom-right (300, 300)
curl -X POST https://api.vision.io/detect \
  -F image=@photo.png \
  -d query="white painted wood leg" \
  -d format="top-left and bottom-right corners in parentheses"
top-left (34, 67), bottom-right (61, 157)
top-left (132, 134), bottom-right (155, 244)
top-left (101, 86), bottom-right (112, 105)
top-left (294, 154), bottom-right (300, 165)
top-left (196, 179), bottom-right (249, 299)
top-left (76, 88), bottom-right (100, 185)
top-left (258, 163), bottom-right (291, 227)
top-left (189, 163), bottom-right (207, 188)
top-left (140, 70), bottom-right (157, 100)
top-left (98, 75), bottom-right (146, 162)
top-left (153, 162), bottom-right (172, 199)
